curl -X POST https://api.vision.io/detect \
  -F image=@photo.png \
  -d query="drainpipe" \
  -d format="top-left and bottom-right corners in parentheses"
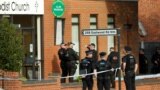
top-left (138, 21), bottom-right (147, 49)
top-left (37, 16), bottom-right (42, 80)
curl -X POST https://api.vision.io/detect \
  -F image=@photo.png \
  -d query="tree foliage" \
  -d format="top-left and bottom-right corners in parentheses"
top-left (0, 18), bottom-right (24, 72)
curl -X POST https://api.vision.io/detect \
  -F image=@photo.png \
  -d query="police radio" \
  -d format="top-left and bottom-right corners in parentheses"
top-left (98, 61), bottom-right (107, 71)
top-left (82, 59), bottom-right (90, 68)
top-left (80, 59), bottom-right (90, 75)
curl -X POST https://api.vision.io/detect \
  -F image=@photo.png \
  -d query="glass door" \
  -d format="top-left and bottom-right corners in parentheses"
top-left (12, 15), bottom-right (37, 79)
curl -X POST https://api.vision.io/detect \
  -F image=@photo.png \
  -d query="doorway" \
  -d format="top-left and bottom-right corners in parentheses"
top-left (12, 15), bottom-right (38, 79)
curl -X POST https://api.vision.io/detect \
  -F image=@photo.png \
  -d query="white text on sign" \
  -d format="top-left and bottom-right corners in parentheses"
top-left (83, 30), bottom-right (117, 36)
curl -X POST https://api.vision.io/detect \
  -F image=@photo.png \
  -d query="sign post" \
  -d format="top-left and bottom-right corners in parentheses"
top-left (52, 0), bottom-right (65, 17)
top-left (82, 29), bottom-right (121, 90)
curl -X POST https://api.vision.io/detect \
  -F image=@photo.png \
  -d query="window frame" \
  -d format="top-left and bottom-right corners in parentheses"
top-left (71, 14), bottom-right (80, 53)
top-left (107, 14), bottom-right (115, 28)
top-left (90, 14), bottom-right (98, 50)
top-left (107, 14), bottom-right (116, 53)
top-left (54, 18), bottom-right (65, 45)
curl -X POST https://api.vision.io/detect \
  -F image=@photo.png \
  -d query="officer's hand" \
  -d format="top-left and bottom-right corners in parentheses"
top-left (94, 70), bottom-right (97, 78)
top-left (123, 72), bottom-right (125, 76)
top-left (94, 73), bottom-right (97, 78)
top-left (76, 61), bottom-right (79, 64)
top-left (81, 75), bottom-right (86, 78)
top-left (111, 68), bottom-right (114, 72)
top-left (155, 61), bottom-right (158, 65)
top-left (134, 71), bottom-right (137, 75)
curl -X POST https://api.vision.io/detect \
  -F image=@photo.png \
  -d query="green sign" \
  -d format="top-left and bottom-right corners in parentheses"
top-left (52, 0), bottom-right (65, 17)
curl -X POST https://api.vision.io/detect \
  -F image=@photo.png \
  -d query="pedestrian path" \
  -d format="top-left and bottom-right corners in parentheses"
top-left (61, 82), bottom-right (115, 90)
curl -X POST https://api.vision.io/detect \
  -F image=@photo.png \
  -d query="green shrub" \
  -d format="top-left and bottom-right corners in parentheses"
top-left (0, 18), bottom-right (24, 72)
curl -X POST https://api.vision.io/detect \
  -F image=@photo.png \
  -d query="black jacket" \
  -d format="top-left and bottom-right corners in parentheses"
top-left (80, 57), bottom-right (94, 74)
top-left (122, 54), bottom-right (136, 72)
top-left (107, 51), bottom-right (119, 68)
top-left (90, 50), bottom-right (98, 62)
top-left (58, 48), bottom-right (67, 62)
top-left (151, 53), bottom-right (160, 66)
top-left (139, 53), bottom-right (148, 66)
top-left (96, 60), bottom-right (111, 79)
top-left (66, 48), bottom-right (79, 61)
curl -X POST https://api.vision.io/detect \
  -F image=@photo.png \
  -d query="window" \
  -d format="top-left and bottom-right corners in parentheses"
top-left (72, 15), bottom-right (80, 53)
top-left (108, 14), bottom-right (115, 29)
top-left (90, 15), bottom-right (97, 49)
top-left (107, 14), bottom-right (115, 53)
top-left (55, 18), bottom-right (64, 45)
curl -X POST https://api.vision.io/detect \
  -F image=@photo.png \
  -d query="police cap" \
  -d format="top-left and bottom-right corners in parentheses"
top-left (124, 46), bottom-right (132, 51)
top-left (99, 52), bottom-right (106, 57)
top-left (90, 43), bottom-right (95, 47)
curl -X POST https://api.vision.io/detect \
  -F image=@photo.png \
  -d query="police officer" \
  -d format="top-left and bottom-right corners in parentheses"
top-left (139, 49), bottom-right (148, 74)
top-left (58, 43), bottom-right (67, 83)
top-left (107, 47), bottom-right (119, 88)
top-left (66, 42), bottom-right (79, 82)
top-left (151, 47), bottom-right (160, 74)
top-left (87, 43), bottom-right (98, 68)
top-left (95, 52), bottom-right (111, 90)
top-left (122, 46), bottom-right (138, 90)
top-left (80, 51), bottom-right (94, 90)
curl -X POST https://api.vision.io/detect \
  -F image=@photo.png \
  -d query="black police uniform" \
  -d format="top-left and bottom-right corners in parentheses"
top-left (88, 49), bottom-right (98, 68)
top-left (151, 52), bottom-right (160, 74)
top-left (66, 48), bottom-right (79, 82)
top-left (122, 54), bottom-right (136, 90)
top-left (80, 57), bottom-right (94, 90)
top-left (96, 59), bottom-right (111, 90)
top-left (139, 52), bottom-right (148, 74)
top-left (58, 48), bottom-right (67, 83)
top-left (107, 51), bottom-right (119, 88)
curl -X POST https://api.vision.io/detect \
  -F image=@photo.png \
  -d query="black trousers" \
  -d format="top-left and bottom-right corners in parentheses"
top-left (124, 71), bottom-right (136, 90)
top-left (60, 61), bottom-right (67, 83)
top-left (97, 78), bottom-right (110, 90)
top-left (82, 78), bottom-right (93, 90)
top-left (139, 64), bottom-right (148, 74)
top-left (151, 65), bottom-right (160, 74)
top-left (66, 61), bottom-right (77, 82)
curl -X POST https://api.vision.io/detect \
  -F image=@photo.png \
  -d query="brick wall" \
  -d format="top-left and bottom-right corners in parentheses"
top-left (2, 77), bottom-right (160, 90)
top-left (0, 72), bottom-right (21, 90)
top-left (0, 73), bottom-right (60, 90)
top-left (43, 0), bottom-right (139, 79)
top-left (106, 1), bottom-right (139, 63)
top-left (139, 0), bottom-right (160, 42)
top-left (22, 82), bottom-right (60, 90)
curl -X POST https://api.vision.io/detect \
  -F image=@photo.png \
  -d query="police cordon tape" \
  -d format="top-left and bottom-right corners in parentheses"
top-left (1, 67), bottom-right (160, 80)
top-left (58, 68), bottom-right (120, 79)
top-left (135, 73), bottom-right (160, 80)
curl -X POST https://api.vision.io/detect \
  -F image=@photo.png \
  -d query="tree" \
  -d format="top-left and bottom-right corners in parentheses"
top-left (0, 18), bottom-right (24, 72)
